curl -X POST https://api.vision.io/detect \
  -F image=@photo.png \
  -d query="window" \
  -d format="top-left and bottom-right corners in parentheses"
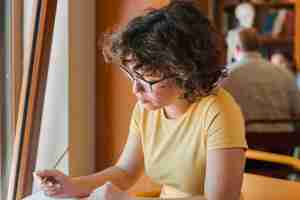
top-left (1, 0), bottom-right (16, 198)
top-left (7, 0), bottom-right (95, 199)
top-left (6, 0), bottom-right (58, 199)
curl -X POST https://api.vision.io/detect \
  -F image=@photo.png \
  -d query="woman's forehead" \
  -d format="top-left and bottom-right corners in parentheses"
top-left (122, 54), bottom-right (164, 77)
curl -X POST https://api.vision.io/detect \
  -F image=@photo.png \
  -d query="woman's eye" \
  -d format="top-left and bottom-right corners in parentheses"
top-left (142, 74), bottom-right (164, 82)
top-left (143, 77), bottom-right (160, 82)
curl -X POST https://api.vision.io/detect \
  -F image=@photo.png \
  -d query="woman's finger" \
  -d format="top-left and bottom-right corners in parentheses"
top-left (41, 185), bottom-right (56, 192)
top-left (45, 190), bottom-right (59, 197)
top-left (41, 184), bottom-right (58, 192)
top-left (42, 186), bottom-right (63, 197)
top-left (33, 173), bottom-right (43, 184)
top-left (35, 170), bottom-right (65, 184)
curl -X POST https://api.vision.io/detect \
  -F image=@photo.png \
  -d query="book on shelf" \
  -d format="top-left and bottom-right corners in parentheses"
top-left (261, 8), bottom-right (295, 38)
top-left (261, 10), bottom-right (279, 34)
top-left (283, 10), bottom-right (295, 37)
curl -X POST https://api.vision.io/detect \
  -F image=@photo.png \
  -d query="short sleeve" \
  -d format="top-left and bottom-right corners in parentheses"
top-left (129, 102), bottom-right (142, 136)
top-left (205, 92), bottom-right (248, 151)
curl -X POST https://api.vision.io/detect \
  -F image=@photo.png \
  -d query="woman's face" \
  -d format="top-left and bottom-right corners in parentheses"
top-left (122, 59), bottom-right (183, 111)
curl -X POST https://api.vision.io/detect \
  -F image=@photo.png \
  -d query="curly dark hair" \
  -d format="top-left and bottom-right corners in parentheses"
top-left (102, 0), bottom-right (227, 102)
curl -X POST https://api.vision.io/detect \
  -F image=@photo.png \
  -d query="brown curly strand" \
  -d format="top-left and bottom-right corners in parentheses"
top-left (102, 0), bottom-right (227, 102)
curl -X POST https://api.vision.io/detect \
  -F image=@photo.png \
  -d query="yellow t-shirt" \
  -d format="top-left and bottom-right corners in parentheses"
top-left (129, 88), bottom-right (248, 198)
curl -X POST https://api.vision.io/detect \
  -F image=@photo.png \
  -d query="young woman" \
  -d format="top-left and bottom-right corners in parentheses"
top-left (36, 1), bottom-right (247, 200)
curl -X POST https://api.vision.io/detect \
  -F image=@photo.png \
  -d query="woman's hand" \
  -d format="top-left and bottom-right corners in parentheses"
top-left (88, 182), bottom-right (132, 200)
top-left (34, 170), bottom-right (90, 198)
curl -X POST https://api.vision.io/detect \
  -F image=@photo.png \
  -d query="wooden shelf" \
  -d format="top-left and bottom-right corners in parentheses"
top-left (259, 35), bottom-right (293, 46)
top-left (258, 36), bottom-right (294, 59)
top-left (224, 2), bottom-right (295, 12)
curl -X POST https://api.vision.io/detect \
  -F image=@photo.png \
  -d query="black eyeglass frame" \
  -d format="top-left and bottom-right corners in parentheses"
top-left (119, 64), bottom-right (178, 91)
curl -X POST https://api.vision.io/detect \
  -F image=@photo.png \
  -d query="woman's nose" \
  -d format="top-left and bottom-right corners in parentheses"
top-left (132, 80), bottom-right (145, 94)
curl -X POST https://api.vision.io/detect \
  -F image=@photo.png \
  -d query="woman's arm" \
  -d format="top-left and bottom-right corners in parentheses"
top-left (35, 131), bottom-right (144, 198)
top-left (72, 131), bottom-right (145, 196)
top-left (204, 148), bottom-right (245, 200)
top-left (36, 101), bottom-right (145, 198)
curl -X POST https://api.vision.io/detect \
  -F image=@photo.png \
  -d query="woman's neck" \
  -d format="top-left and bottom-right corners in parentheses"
top-left (163, 99), bottom-right (192, 119)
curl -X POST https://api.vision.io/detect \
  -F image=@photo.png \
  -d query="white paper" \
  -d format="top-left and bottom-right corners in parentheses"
top-left (22, 191), bottom-right (81, 200)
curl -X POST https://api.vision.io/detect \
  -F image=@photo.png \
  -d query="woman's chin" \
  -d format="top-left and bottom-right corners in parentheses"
top-left (140, 101), bottom-right (160, 111)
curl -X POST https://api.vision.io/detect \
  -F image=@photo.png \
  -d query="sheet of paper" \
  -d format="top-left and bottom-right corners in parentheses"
top-left (22, 191), bottom-right (82, 200)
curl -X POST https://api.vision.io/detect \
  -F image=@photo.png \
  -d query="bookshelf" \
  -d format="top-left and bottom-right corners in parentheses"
top-left (220, 0), bottom-right (297, 65)
top-left (224, 2), bottom-right (295, 12)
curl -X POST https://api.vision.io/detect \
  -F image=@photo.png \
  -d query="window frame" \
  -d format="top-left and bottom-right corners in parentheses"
top-left (11, 0), bottom-right (24, 136)
top-left (7, 0), bottom-right (58, 199)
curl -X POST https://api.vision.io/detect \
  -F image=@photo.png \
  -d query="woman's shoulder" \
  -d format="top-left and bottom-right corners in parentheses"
top-left (198, 87), bottom-right (238, 106)
top-left (195, 87), bottom-right (242, 117)
top-left (196, 88), bottom-right (245, 133)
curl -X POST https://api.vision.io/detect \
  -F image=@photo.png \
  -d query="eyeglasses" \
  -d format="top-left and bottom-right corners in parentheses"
top-left (119, 64), bottom-right (177, 92)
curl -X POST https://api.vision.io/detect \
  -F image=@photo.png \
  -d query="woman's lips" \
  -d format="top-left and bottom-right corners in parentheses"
top-left (139, 99), bottom-right (149, 104)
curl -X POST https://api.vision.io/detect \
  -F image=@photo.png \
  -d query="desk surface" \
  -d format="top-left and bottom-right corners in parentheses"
top-left (242, 173), bottom-right (300, 200)
top-left (79, 173), bottom-right (300, 200)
